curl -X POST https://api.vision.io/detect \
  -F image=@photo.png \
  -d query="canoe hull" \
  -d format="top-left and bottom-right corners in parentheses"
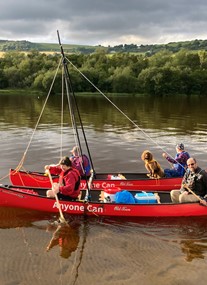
top-left (9, 169), bottom-right (182, 191)
top-left (1, 185), bottom-right (207, 218)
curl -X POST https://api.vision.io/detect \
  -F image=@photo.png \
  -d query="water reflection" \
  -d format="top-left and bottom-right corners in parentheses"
top-left (0, 207), bottom-right (52, 229)
top-left (1, 93), bottom-right (207, 136)
top-left (103, 216), bottom-right (207, 263)
top-left (46, 222), bottom-right (80, 259)
top-left (180, 239), bottom-right (207, 262)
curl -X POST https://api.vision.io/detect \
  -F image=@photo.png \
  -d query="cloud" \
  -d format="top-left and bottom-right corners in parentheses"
top-left (0, 0), bottom-right (207, 46)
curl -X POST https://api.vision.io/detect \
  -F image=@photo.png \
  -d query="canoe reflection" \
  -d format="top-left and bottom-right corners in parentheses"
top-left (46, 223), bottom-right (80, 259)
top-left (180, 239), bottom-right (207, 262)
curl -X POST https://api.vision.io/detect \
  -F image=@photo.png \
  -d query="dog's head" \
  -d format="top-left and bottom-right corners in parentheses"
top-left (141, 150), bottom-right (153, 162)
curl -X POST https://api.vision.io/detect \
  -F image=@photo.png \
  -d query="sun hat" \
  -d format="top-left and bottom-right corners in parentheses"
top-left (70, 146), bottom-right (79, 154)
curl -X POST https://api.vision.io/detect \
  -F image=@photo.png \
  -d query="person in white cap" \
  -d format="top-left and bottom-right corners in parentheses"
top-left (162, 143), bottom-right (190, 177)
top-left (70, 146), bottom-right (91, 178)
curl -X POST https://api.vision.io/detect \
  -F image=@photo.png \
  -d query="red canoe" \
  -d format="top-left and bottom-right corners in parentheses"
top-left (0, 184), bottom-right (206, 218)
top-left (9, 169), bottom-right (182, 191)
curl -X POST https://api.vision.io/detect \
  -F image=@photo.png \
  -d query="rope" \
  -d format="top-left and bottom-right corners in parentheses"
top-left (65, 77), bottom-right (79, 148)
top-left (14, 58), bottom-right (62, 172)
top-left (63, 75), bottom-right (87, 177)
top-left (65, 57), bottom-right (185, 170)
top-left (0, 172), bottom-right (10, 182)
top-left (60, 66), bottom-right (64, 159)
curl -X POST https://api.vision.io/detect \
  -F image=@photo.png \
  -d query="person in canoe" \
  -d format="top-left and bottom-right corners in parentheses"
top-left (45, 156), bottom-right (81, 201)
top-left (170, 157), bottom-right (207, 203)
top-left (69, 146), bottom-right (91, 178)
top-left (162, 143), bottom-right (190, 177)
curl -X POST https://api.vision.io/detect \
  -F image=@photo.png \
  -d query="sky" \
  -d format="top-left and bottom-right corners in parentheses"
top-left (0, 0), bottom-right (207, 46)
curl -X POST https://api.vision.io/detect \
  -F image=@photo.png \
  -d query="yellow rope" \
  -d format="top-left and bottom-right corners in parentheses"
top-left (0, 172), bottom-right (10, 182)
top-left (3, 59), bottom-right (62, 182)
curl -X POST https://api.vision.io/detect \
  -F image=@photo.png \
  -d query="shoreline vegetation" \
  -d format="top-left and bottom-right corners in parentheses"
top-left (1, 39), bottom-right (207, 95)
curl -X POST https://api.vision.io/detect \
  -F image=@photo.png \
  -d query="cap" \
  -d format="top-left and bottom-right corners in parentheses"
top-left (70, 146), bottom-right (80, 154)
top-left (176, 143), bottom-right (184, 150)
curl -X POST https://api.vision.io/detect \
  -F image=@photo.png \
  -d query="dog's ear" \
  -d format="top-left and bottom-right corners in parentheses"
top-left (141, 151), bottom-right (145, 161)
top-left (148, 152), bottom-right (153, 161)
top-left (141, 150), bottom-right (148, 161)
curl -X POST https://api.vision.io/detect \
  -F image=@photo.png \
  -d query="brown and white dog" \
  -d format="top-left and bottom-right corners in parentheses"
top-left (141, 150), bottom-right (165, 179)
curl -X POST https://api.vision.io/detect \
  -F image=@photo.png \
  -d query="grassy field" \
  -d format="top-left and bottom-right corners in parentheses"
top-left (0, 51), bottom-right (61, 57)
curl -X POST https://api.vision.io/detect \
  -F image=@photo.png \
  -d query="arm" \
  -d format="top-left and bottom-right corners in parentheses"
top-left (202, 171), bottom-right (207, 195)
top-left (162, 152), bottom-right (176, 164)
top-left (45, 165), bottom-right (62, 176)
top-left (180, 171), bottom-right (189, 193)
top-left (163, 152), bottom-right (188, 165)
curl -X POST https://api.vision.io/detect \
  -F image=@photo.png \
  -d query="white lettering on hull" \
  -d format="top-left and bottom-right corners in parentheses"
top-left (52, 202), bottom-right (104, 214)
top-left (80, 182), bottom-right (120, 189)
top-left (114, 206), bottom-right (131, 212)
top-left (80, 181), bottom-right (136, 190)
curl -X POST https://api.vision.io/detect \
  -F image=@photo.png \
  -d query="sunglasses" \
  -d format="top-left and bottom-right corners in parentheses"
top-left (187, 163), bottom-right (195, 166)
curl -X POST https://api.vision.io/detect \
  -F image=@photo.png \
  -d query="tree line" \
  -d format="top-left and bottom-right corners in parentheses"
top-left (1, 49), bottom-right (207, 95)
top-left (1, 38), bottom-right (207, 54)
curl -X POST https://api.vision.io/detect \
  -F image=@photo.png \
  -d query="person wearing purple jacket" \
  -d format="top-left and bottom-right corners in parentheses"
top-left (70, 146), bottom-right (91, 178)
top-left (162, 143), bottom-right (190, 177)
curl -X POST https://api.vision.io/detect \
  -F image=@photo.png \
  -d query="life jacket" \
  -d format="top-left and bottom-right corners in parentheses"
top-left (59, 168), bottom-right (80, 191)
top-left (71, 154), bottom-right (91, 176)
top-left (83, 154), bottom-right (91, 175)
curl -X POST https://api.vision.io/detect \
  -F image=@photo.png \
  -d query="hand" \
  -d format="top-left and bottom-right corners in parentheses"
top-left (52, 183), bottom-right (60, 194)
top-left (162, 153), bottom-right (167, 158)
top-left (200, 199), bottom-right (207, 206)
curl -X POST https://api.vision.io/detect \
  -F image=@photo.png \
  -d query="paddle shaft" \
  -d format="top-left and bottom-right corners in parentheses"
top-left (183, 184), bottom-right (204, 203)
top-left (47, 170), bottom-right (67, 223)
top-left (85, 170), bottom-right (94, 201)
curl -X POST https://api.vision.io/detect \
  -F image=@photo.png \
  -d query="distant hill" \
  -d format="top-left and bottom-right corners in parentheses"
top-left (0, 38), bottom-right (207, 55)
top-left (0, 40), bottom-right (98, 54)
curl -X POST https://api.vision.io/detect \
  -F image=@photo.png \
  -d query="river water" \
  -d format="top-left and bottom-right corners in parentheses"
top-left (0, 92), bottom-right (207, 285)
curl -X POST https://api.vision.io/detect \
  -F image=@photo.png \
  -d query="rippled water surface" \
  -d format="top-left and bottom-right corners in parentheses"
top-left (0, 92), bottom-right (207, 285)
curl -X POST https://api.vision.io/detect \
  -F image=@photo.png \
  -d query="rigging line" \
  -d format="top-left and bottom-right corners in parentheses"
top-left (62, 65), bottom-right (87, 178)
top-left (65, 57), bottom-right (158, 144)
top-left (60, 66), bottom-right (64, 159)
top-left (64, 75), bottom-right (85, 175)
top-left (65, 57), bottom-right (186, 169)
top-left (63, 62), bottom-right (94, 175)
top-left (57, 30), bottom-right (79, 147)
top-left (57, 30), bottom-right (95, 180)
top-left (64, 73), bottom-right (79, 147)
top-left (0, 172), bottom-right (9, 182)
top-left (63, 72), bottom-right (88, 177)
top-left (15, 58), bottom-right (62, 170)
top-left (64, 71), bottom-right (90, 178)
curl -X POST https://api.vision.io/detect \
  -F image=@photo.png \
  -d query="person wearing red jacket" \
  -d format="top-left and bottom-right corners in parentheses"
top-left (45, 156), bottom-right (81, 201)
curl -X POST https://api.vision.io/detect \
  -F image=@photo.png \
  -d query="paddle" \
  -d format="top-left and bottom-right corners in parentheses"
top-left (183, 183), bottom-right (206, 205)
top-left (47, 170), bottom-right (68, 224)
